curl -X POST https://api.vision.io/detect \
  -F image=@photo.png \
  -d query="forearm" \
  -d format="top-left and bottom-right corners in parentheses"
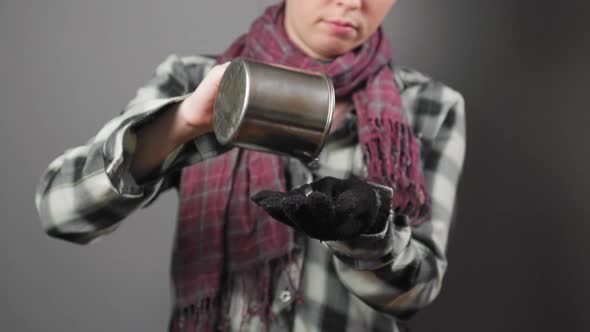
top-left (130, 100), bottom-right (211, 181)
top-left (35, 132), bottom-right (162, 245)
top-left (329, 220), bottom-right (447, 318)
top-left (37, 104), bottom-right (225, 245)
top-left (35, 54), bottom-right (225, 245)
top-left (324, 178), bottom-right (457, 317)
top-left (130, 59), bottom-right (229, 180)
top-left (324, 91), bottom-right (465, 317)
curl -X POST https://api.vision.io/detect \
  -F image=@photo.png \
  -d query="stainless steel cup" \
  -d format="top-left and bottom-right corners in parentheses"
top-left (213, 58), bottom-right (334, 161)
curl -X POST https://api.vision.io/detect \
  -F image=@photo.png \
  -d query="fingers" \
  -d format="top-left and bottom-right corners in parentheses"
top-left (335, 186), bottom-right (377, 218)
top-left (252, 177), bottom-right (383, 240)
top-left (283, 192), bottom-right (334, 223)
top-left (289, 183), bottom-right (312, 196)
top-left (251, 190), bottom-right (293, 226)
top-left (333, 184), bottom-right (378, 237)
top-left (282, 192), bottom-right (337, 239)
top-left (197, 62), bottom-right (231, 98)
top-left (208, 61), bottom-right (231, 86)
top-left (251, 190), bottom-right (285, 204)
top-left (310, 176), bottom-right (370, 198)
top-left (281, 193), bottom-right (307, 223)
top-left (178, 63), bottom-right (230, 129)
top-left (311, 176), bottom-right (347, 197)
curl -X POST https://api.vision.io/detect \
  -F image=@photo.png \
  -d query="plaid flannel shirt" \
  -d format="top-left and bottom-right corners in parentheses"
top-left (35, 54), bottom-right (466, 331)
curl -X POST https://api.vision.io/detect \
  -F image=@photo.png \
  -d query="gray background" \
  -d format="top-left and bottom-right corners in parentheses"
top-left (1, 0), bottom-right (589, 331)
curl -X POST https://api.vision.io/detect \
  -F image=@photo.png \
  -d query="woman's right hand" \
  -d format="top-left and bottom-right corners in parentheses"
top-left (177, 61), bottom-right (231, 136)
top-left (130, 61), bottom-right (230, 180)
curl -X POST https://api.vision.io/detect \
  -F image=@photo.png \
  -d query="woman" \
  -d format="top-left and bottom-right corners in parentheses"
top-left (35, 1), bottom-right (466, 331)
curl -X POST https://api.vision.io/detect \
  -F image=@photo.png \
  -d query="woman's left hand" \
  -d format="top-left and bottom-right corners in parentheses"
top-left (251, 177), bottom-right (392, 241)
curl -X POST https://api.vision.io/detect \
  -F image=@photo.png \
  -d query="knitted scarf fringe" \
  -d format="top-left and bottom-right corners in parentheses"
top-left (169, 254), bottom-right (298, 332)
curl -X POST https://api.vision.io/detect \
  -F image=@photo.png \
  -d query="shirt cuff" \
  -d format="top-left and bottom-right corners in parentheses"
top-left (102, 95), bottom-right (188, 199)
top-left (103, 95), bottom-right (232, 202)
top-left (323, 183), bottom-right (412, 270)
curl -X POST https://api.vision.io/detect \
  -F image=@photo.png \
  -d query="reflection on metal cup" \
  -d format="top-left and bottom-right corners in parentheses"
top-left (213, 58), bottom-right (334, 161)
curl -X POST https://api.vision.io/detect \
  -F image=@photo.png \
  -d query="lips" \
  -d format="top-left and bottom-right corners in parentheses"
top-left (325, 19), bottom-right (357, 30)
top-left (322, 19), bottom-right (358, 36)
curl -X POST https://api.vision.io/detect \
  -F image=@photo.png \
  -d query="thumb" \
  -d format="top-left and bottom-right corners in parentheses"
top-left (251, 190), bottom-right (294, 226)
top-left (251, 190), bottom-right (285, 205)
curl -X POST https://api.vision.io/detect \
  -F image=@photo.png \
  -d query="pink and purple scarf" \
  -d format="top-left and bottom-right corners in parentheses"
top-left (169, 3), bottom-right (430, 331)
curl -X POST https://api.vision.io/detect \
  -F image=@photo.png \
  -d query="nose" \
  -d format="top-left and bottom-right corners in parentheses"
top-left (335, 0), bottom-right (361, 10)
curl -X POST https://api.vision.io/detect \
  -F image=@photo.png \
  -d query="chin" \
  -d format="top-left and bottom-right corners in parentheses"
top-left (313, 41), bottom-right (356, 59)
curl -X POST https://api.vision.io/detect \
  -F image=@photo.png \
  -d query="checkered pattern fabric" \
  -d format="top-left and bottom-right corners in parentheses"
top-left (35, 54), bottom-right (465, 331)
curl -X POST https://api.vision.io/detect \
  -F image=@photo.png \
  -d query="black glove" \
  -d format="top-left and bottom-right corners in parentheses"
top-left (251, 177), bottom-right (392, 241)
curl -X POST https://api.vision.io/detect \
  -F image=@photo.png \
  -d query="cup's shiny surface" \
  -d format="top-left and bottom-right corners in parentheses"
top-left (213, 58), bottom-right (334, 161)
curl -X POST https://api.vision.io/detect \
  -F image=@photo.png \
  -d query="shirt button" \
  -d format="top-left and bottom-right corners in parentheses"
top-left (279, 290), bottom-right (292, 303)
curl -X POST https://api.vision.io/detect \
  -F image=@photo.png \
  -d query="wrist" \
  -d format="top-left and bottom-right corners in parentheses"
top-left (174, 99), bottom-right (213, 145)
top-left (323, 217), bottom-right (396, 270)
top-left (366, 182), bottom-right (393, 234)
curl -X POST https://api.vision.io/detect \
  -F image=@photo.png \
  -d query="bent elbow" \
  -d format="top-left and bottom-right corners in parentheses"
top-left (385, 265), bottom-right (446, 319)
top-left (37, 195), bottom-right (120, 246)
top-left (42, 217), bottom-right (120, 245)
top-left (44, 225), bottom-right (98, 245)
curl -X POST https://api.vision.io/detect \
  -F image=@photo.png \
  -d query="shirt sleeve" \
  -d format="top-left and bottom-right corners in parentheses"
top-left (35, 54), bottom-right (227, 245)
top-left (323, 71), bottom-right (467, 319)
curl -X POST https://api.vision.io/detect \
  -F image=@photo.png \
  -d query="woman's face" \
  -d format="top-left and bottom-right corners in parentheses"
top-left (284, 0), bottom-right (397, 59)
